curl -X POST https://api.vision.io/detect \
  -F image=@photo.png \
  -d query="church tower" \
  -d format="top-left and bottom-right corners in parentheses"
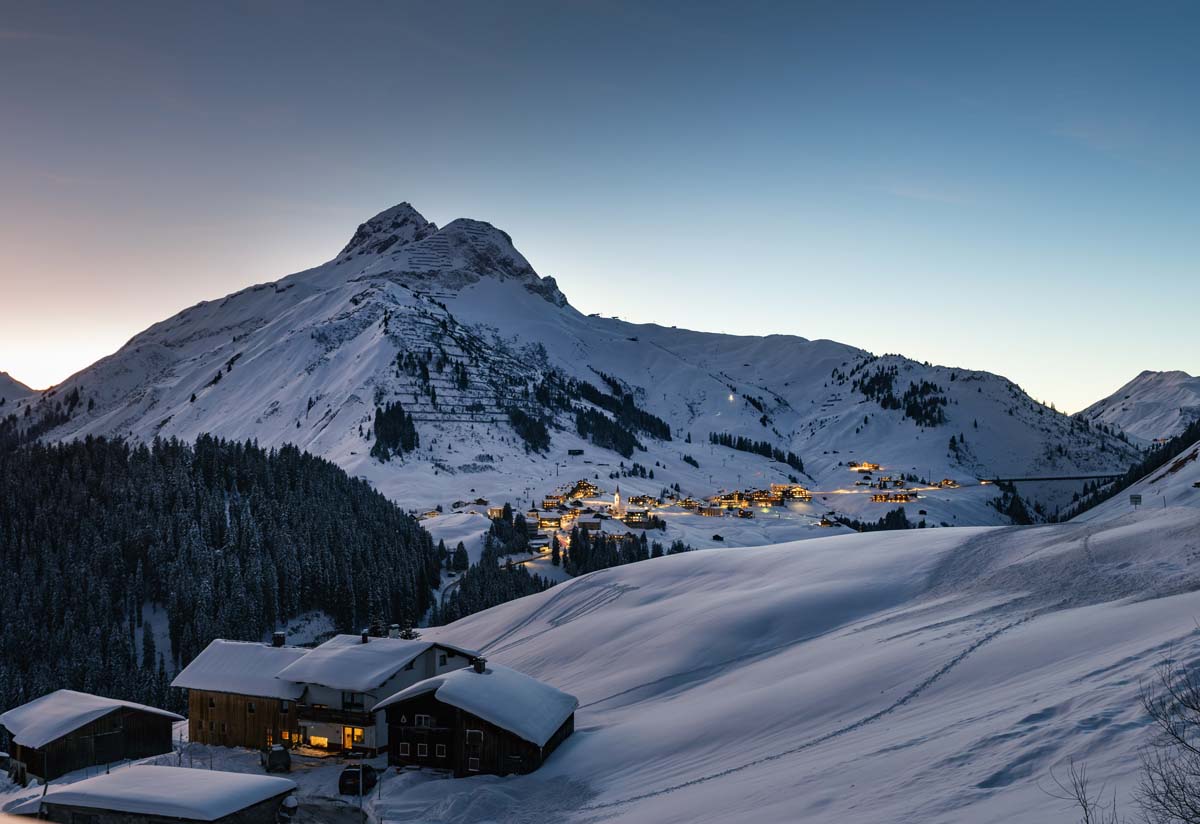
top-left (614, 484), bottom-right (623, 516)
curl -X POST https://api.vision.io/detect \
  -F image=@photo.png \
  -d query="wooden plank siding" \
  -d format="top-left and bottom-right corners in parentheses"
top-left (383, 693), bottom-right (574, 777)
top-left (6, 708), bottom-right (174, 782)
top-left (188, 690), bottom-right (298, 751)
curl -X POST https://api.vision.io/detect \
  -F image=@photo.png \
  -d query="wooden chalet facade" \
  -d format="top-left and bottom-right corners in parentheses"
top-left (0, 691), bottom-right (181, 782)
top-left (170, 636), bottom-right (308, 751)
top-left (375, 659), bottom-right (577, 778)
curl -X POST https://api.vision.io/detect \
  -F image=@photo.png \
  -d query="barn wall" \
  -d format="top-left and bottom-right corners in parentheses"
top-left (39, 792), bottom-right (290, 824)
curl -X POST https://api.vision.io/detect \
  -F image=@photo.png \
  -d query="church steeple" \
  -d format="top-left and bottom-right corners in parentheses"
top-left (614, 484), bottom-right (623, 516)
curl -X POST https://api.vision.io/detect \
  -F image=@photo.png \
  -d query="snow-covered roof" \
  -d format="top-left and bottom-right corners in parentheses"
top-left (170, 640), bottom-right (309, 699)
top-left (274, 635), bottom-right (478, 693)
top-left (373, 663), bottom-right (577, 747)
top-left (0, 691), bottom-right (182, 750)
top-left (8, 766), bottom-right (295, 820)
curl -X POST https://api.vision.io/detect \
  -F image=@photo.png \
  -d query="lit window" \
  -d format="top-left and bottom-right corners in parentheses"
top-left (398, 742), bottom-right (410, 756)
top-left (281, 731), bottom-right (290, 740)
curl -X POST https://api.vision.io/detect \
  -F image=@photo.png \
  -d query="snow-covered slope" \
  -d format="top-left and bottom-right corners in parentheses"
top-left (0, 371), bottom-right (32, 405)
top-left (1074, 436), bottom-right (1200, 522)
top-left (392, 506), bottom-right (1200, 823)
top-left (1077, 370), bottom-right (1200, 443)
top-left (14, 202), bottom-right (1138, 524)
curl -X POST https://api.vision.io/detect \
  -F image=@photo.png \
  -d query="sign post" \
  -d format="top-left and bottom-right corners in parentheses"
top-left (1130, 494), bottom-right (1142, 510)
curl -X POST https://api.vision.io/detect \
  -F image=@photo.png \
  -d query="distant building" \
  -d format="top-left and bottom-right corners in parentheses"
top-left (375, 659), bottom-right (576, 778)
top-left (623, 509), bottom-right (651, 525)
top-left (698, 506), bottom-right (724, 517)
top-left (0, 691), bottom-right (181, 783)
top-left (567, 448), bottom-right (584, 456)
top-left (487, 506), bottom-right (506, 519)
top-left (613, 485), bottom-right (623, 516)
top-left (538, 515), bottom-right (562, 530)
top-left (8, 765), bottom-right (296, 824)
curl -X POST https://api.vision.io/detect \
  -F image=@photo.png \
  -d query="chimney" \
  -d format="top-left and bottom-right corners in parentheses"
top-left (471, 656), bottom-right (487, 674)
top-left (271, 631), bottom-right (286, 648)
top-left (360, 629), bottom-right (370, 644)
top-left (388, 624), bottom-right (401, 639)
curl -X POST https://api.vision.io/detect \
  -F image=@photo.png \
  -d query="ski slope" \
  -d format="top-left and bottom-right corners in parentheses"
top-left (380, 506), bottom-right (1200, 823)
top-left (1075, 437), bottom-right (1200, 523)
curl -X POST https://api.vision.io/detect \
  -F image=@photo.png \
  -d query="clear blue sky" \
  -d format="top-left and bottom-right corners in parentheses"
top-left (1, 0), bottom-right (1196, 411)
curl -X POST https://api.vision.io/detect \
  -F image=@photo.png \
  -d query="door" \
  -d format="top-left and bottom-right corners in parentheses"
top-left (343, 726), bottom-right (364, 750)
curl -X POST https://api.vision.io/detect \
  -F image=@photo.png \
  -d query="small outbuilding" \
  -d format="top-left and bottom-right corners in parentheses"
top-left (8, 765), bottom-right (296, 824)
top-left (374, 659), bottom-right (577, 777)
top-left (0, 691), bottom-right (181, 782)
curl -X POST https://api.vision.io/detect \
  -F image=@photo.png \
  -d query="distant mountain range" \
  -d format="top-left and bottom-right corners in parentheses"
top-left (1076, 370), bottom-right (1200, 443)
top-left (0, 371), bottom-right (32, 405)
top-left (6, 202), bottom-right (1140, 525)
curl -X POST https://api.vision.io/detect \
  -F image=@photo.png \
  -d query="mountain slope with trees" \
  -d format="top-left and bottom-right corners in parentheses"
top-left (0, 435), bottom-right (440, 714)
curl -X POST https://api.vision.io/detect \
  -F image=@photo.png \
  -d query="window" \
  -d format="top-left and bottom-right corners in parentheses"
top-left (435, 744), bottom-right (446, 758)
top-left (439, 654), bottom-right (447, 666)
top-left (281, 730), bottom-right (290, 741)
top-left (279, 700), bottom-right (290, 714)
top-left (468, 757), bottom-right (481, 772)
top-left (208, 697), bottom-right (216, 709)
top-left (247, 701), bottom-right (256, 714)
top-left (208, 721), bottom-right (215, 731)
top-left (465, 729), bottom-right (483, 744)
top-left (220, 723), bottom-right (227, 733)
top-left (415, 714), bottom-right (433, 728)
top-left (341, 692), bottom-right (365, 711)
top-left (398, 742), bottom-right (410, 756)
top-left (417, 743), bottom-right (428, 757)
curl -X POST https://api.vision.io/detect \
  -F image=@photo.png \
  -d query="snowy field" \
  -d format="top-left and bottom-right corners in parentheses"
top-left (5, 488), bottom-right (1198, 822)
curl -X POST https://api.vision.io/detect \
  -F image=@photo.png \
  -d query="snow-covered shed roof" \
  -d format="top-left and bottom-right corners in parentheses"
top-left (0, 691), bottom-right (182, 750)
top-left (8, 766), bottom-right (295, 821)
top-left (373, 663), bottom-right (578, 747)
top-left (170, 640), bottom-right (309, 700)
top-left (274, 635), bottom-right (477, 693)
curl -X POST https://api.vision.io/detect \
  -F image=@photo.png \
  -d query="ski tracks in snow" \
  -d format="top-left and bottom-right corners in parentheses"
top-left (578, 612), bottom-right (1036, 814)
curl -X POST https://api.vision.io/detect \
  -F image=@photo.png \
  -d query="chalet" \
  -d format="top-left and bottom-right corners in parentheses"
top-left (420, 510), bottom-right (440, 519)
top-left (273, 634), bottom-right (477, 754)
top-left (374, 659), bottom-right (576, 778)
top-left (8, 765), bottom-right (296, 824)
top-left (698, 506), bottom-right (724, 517)
top-left (622, 508), bottom-right (651, 525)
top-left (628, 495), bottom-right (657, 508)
top-left (939, 478), bottom-right (959, 489)
top-left (850, 461), bottom-right (881, 473)
top-left (486, 506), bottom-right (505, 519)
top-left (542, 495), bottom-right (565, 509)
top-left (528, 535), bottom-right (551, 551)
top-left (170, 636), bottom-right (308, 750)
top-left (567, 448), bottom-right (584, 456)
top-left (0, 691), bottom-right (181, 783)
top-left (472, 498), bottom-right (489, 506)
top-left (871, 492), bottom-right (917, 503)
top-left (576, 519), bottom-right (601, 532)
top-left (538, 514), bottom-right (562, 530)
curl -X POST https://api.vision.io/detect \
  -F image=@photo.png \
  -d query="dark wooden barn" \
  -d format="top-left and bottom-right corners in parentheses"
top-left (374, 658), bottom-right (577, 778)
top-left (0, 690), bottom-right (181, 782)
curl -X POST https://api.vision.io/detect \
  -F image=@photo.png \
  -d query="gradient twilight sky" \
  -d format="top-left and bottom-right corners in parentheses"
top-left (1, 1), bottom-right (1196, 411)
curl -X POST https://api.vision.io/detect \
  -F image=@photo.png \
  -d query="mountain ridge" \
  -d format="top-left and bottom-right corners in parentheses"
top-left (1076, 369), bottom-right (1200, 443)
top-left (8, 202), bottom-right (1139, 527)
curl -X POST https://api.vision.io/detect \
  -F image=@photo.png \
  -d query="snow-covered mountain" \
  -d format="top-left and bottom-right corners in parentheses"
top-left (0, 371), bottom-right (32, 405)
top-left (13, 202), bottom-right (1139, 525)
top-left (1077, 370), bottom-right (1200, 443)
